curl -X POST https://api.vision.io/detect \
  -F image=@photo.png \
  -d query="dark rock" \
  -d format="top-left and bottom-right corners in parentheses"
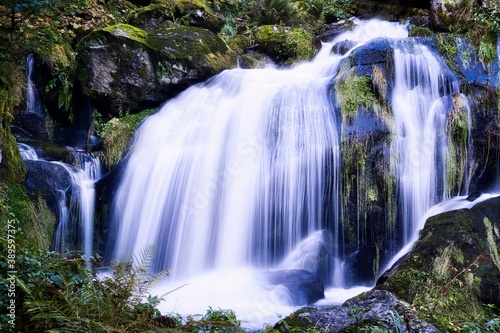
top-left (376, 196), bottom-right (500, 309)
top-left (24, 160), bottom-right (74, 218)
top-left (274, 290), bottom-right (439, 332)
top-left (12, 112), bottom-right (48, 141)
top-left (77, 24), bottom-right (236, 117)
top-left (331, 40), bottom-right (357, 55)
top-left (265, 269), bottom-right (325, 306)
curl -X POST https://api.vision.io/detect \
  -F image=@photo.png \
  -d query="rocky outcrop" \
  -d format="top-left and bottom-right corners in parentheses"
top-left (77, 24), bottom-right (236, 117)
top-left (376, 196), bottom-right (500, 309)
top-left (274, 290), bottom-right (439, 332)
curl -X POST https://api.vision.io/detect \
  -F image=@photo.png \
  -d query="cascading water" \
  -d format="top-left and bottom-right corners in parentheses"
top-left (391, 41), bottom-right (461, 244)
top-left (54, 151), bottom-right (101, 259)
top-left (109, 20), bottom-right (419, 328)
top-left (26, 54), bottom-right (44, 115)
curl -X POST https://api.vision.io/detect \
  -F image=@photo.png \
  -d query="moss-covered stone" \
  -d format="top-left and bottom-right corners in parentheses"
top-left (253, 25), bottom-right (318, 65)
top-left (0, 92), bottom-right (26, 185)
top-left (78, 24), bottom-right (236, 117)
top-left (100, 108), bottom-right (155, 169)
top-left (0, 184), bottom-right (56, 250)
top-left (376, 196), bottom-right (500, 330)
top-left (445, 93), bottom-right (470, 196)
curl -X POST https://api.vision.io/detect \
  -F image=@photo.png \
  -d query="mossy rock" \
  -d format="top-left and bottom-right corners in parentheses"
top-left (77, 24), bottom-right (236, 117)
top-left (253, 25), bottom-right (319, 65)
top-left (0, 97), bottom-right (26, 185)
top-left (130, 1), bottom-right (225, 33)
top-left (376, 196), bottom-right (500, 329)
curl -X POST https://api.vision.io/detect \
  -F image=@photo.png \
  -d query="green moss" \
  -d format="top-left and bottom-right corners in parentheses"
top-left (254, 25), bottom-right (317, 65)
top-left (0, 93), bottom-right (26, 185)
top-left (446, 94), bottom-right (469, 196)
top-left (409, 26), bottom-right (433, 37)
top-left (478, 40), bottom-right (497, 64)
top-left (0, 184), bottom-right (56, 250)
top-left (100, 108), bottom-right (155, 168)
top-left (335, 69), bottom-right (379, 122)
top-left (435, 34), bottom-right (461, 75)
top-left (484, 217), bottom-right (500, 270)
top-left (104, 24), bottom-right (149, 45)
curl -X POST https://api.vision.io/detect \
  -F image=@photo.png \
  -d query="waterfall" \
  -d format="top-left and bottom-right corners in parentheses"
top-left (391, 41), bottom-right (461, 244)
top-left (18, 143), bottom-right (39, 160)
top-left (54, 151), bottom-right (101, 258)
top-left (19, 142), bottom-right (101, 258)
top-left (26, 54), bottom-right (44, 115)
top-left (108, 19), bottom-right (420, 328)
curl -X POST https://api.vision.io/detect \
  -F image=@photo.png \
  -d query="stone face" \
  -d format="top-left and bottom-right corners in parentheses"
top-left (274, 290), bottom-right (439, 332)
top-left (77, 24), bottom-right (236, 117)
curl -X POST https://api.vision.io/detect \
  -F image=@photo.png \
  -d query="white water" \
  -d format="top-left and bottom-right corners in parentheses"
top-left (392, 41), bottom-right (461, 244)
top-left (54, 152), bottom-right (101, 259)
top-left (110, 20), bottom-right (413, 330)
top-left (18, 143), bottom-right (39, 160)
top-left (26, 54), bottom-right (44, 115)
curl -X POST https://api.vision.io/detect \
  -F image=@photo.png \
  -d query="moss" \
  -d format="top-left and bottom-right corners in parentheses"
top-left (104, 24), bottom-right (149, 45)
top-left (445, 94), bottom-right (469, 196)
top-left (254, 25), bottom-right (317, 65)
top-left (335, 69), bottom-right (379, 123)
top-left (478, 40), bottom-right (497, 64)
top-left (0, 92), bottom-right (26, 185)
top-left (409, 26), bottom-right (433, 37)
top-left (0, 184), bottom-right (56, 250)
top-left (435, 34), bottom-right (461, 75)
top-left (100, 108), bottom-right (155, 169)
top-left (484, 217), bottom-right (500, 270)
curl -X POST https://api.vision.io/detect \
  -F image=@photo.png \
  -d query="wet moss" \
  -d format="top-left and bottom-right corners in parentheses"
top-left (0, 184), bottom-right (56, 250)
top-left (100, 108), bottom-right (155, 169)
top-left (254, 25), bottom-right (317, 65)
top-left (446, 94), bottom-right (470, 196)
top-left (335, 70), bottom-right (380, 123)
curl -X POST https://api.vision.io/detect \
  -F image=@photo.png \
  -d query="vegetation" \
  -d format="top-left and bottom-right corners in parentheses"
top-left (1, 0), bottom-right (499, 332)
top-left (99, 108), bottom-right (155, 169)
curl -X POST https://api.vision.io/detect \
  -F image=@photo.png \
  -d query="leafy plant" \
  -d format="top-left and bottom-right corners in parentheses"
top-left (244, 0), bottom-right (299, 26)
top-left (182, 307), bottom-right (243, 333)
top-left (2, 243), bottom-right (172, 332)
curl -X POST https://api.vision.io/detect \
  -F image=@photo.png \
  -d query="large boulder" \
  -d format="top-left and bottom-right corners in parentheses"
top-left (274, 290), bottom-right (439, 332)
top-left (77, 24), bottom-right (236, 117)
top-left (253, 25), bottom-right (319, 66)
top-left (376, 196), bottom-right (500, 328)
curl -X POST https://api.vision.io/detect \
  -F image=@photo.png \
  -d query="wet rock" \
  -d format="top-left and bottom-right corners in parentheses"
top-left (376, 196), bottom-right (500, 309)
top-left (24, 160), bottom-right (74, 218)
top-left (274, 289), bottom-right (439, 332)
top-left (265, 269), bottom-right (325, 306)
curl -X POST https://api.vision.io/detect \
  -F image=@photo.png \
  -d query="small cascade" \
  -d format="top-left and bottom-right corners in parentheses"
top-left (18, 142), bottom-right (102, 258)
top-left (391, 41), bottom-right (462, 244)
top-left (54, 151), bottom-right (101, 259)
top-left (18, 143), bottom-right (39, 160)
top-left (26, 54), bottom-right (44, 115)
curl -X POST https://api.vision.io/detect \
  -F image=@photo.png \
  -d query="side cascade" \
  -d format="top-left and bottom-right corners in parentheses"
top-left (26, 54), bottom-right (44, 115)
top-left (391, 40), bottom-right (466, 244)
